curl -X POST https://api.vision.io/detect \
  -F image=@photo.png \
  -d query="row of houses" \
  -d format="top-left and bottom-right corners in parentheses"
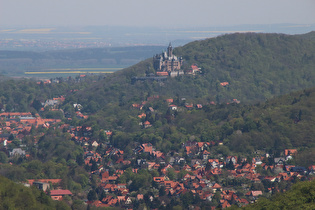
top-left (0, 112), bottom-right (62, 157)
top-left (86, 135), bottom-right (314, 209)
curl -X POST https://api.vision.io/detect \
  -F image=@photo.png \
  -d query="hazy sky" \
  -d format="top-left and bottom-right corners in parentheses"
top-left (1, 0), bottom-right (315, 27)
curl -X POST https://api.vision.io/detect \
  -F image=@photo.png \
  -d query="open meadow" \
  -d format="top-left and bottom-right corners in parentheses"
top-left (24, 67), bottom-right (122, 78)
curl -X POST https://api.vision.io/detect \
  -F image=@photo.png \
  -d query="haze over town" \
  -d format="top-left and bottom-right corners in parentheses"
top-left (1, 0), bottom-right (315, 49)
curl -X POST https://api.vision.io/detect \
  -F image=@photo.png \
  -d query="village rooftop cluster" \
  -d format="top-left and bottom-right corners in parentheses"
top-left (0, 81), bottom-right (314, 209)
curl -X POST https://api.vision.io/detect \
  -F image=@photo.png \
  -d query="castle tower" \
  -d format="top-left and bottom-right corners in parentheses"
top-left (167, 43), bottom-right (173, 57)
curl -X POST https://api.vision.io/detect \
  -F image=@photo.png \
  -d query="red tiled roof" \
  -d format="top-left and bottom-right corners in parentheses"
top-left (156, 71), bottom-right (169, 76)
top-left (220, 82), bottom-right (229, 86)
top-left (50, 190), bottom-right (72, 196)
top-left (191, 64), bottom-right (199, 70)
top-left (137, 194), bottom-right (144, 200)
top-left (212, 183), bottom-right (222, 189)
top-left (28, 179), bottom-right (62, 185)
top-left (285, 149), bottom-right (297, 156)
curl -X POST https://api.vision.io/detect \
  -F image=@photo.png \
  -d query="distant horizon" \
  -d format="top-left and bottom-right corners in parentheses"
top-left (1, 23), bottom-right (315, 51)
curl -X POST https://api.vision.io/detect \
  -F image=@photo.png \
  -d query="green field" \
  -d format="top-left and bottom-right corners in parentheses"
top-left (24, 67), bottom-right (124, 78)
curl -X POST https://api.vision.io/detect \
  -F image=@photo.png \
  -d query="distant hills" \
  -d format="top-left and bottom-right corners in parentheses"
top-left (0, 46), bottom-right (166, 61)
top-left (1, 24), bottom-right (315, 50)
top-left (0, 46), bottom-right (166, 77)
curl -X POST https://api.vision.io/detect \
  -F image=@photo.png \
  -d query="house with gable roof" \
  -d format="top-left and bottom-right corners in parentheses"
top-left (50, 189), bottom-right (72, 201)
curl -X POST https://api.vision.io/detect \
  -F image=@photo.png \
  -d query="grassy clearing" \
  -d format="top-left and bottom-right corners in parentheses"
top-left (24, 67), bottom-right (123, 75)
top-left (43, 68), bottom-right (122, 71)
top-left (25, 71), bottom-right (115, 74)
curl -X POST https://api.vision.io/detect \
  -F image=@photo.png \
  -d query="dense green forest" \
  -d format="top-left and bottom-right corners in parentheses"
top-left (174, 32), bottom-right (315, 102)
top-left (0, 175), bottom-right (70, 210)
top-left (241, 179), bottom-right (315, 209)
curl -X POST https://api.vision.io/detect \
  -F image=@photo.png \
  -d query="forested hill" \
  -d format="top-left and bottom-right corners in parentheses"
top-left (173, 32), bottom-right (315, 103)
top-left (73, 32), bottom-right (315, 112)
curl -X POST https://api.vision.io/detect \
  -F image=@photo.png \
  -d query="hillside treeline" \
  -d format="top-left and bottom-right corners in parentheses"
top-left (242, 179), bottom-right (315, 209)
top-left (77, 86), bottom-right (315, 163)
top-left (0, 175), bottom-right (70, 210)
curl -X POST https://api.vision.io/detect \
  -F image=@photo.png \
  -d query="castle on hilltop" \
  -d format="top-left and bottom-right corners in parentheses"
top-left (153, 43), bottom-right (183, 76)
